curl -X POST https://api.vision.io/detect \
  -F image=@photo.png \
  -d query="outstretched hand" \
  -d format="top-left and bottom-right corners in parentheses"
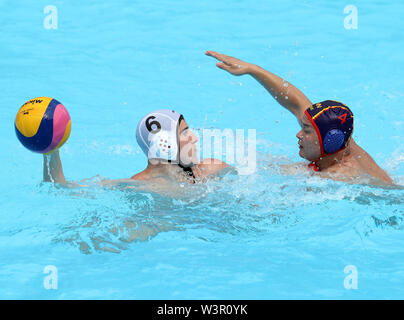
top-left (205, 50), bottom-right (253, 76)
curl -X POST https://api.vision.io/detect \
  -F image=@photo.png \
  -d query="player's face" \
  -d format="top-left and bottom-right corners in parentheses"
top-left (296, 114), bottom-right (322, 161)
top-left (178, 119), bottom-right (198, 167)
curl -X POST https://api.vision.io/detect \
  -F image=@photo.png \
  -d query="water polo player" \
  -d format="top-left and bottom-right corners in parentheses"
top-left (206, 50), bottom-right (393, 185)
top-left (43, 109), bottom-right (229, 186)
top-left (130, 109), bottom-right (229, 182)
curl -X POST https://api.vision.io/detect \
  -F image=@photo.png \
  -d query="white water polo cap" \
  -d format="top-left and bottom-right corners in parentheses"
top-left (136, 109), bottom-right (182, 162)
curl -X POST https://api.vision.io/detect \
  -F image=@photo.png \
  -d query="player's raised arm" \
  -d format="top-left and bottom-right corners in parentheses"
top-left (205, 50), bottom-right (312, 119)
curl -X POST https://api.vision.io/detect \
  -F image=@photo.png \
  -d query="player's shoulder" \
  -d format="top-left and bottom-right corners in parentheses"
top-left (131, 170), bottom-right (149, 181)
top-left (198, 158), bottom-right (229, 175)
top-left (131, 171), bottom-right (172, 185)
top-left (349, 142), bottom-right (393, 184)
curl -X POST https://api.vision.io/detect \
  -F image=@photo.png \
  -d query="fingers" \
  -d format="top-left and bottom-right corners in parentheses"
top-left (216, 62), bottom-right (228, 70)
top-left (216, 62), bottom-right (235, 73)
top-left (206, 50), bottom-right (230, 63)
top-left (206, 50), bottom-right (240, 70)
top-left (205, 50), bottom-right (221, 59)
top-left (207, 50), bottom-right (244, 75)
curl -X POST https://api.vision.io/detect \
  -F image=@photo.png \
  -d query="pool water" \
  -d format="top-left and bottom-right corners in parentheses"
top-left (0, 0), bottom-right (403, 299)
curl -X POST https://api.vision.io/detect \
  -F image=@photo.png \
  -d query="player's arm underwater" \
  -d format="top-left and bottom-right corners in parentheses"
top-left (42, 149), bottom-right (229, 191)
top-left (205, 50), bottom-right (312, 119)
top-left (43, 150), bottom-right (135, 188)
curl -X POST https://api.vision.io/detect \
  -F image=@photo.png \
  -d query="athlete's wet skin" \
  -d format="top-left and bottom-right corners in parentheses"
top-left (206, 50), bottom-right (393, 186)
top-left (43, 110), bottom-right (229, 188)
top-left (43, 51), bottom-right (394, 187)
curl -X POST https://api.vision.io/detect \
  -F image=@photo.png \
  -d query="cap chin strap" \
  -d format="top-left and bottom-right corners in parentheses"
top-left (310, 145), bottom-right (348, 172)
top-left (305, 110), bottom-right (325, 157)
top-left (176, 115), bottom-right (196, 181)
top-left (178, 163), bottom-right (195, 180)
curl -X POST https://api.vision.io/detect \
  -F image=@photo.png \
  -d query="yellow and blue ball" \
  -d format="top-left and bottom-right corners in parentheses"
top-left (15, 97), bottom-right (71, 154)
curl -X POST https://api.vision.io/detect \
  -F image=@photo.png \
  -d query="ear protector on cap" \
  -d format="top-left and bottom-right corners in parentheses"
top-left (148, 129), bottom-right (179, 161)
top-left (136, 109), bottom-right (182, 162)
top-left (323, 129), bottom-right (345, 154)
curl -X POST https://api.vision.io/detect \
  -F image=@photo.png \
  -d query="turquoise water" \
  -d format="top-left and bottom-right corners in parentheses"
top-left (1, 0), bottom-right (403, 299)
